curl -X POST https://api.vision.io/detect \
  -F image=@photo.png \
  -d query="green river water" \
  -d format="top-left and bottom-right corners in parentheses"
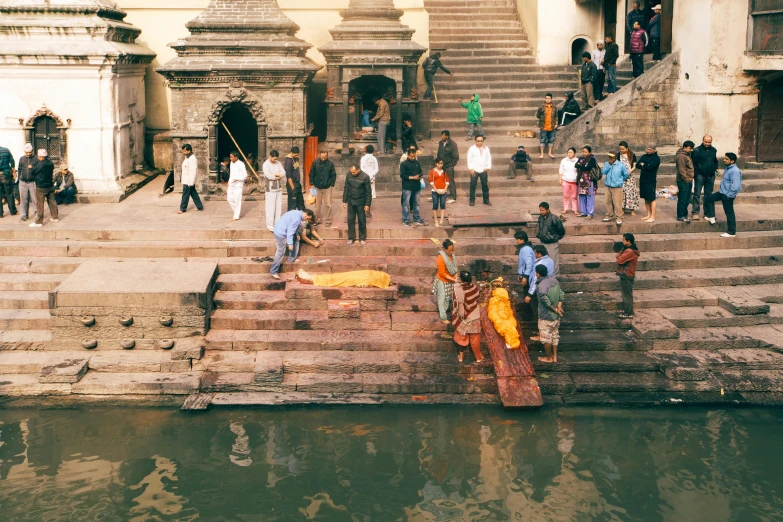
top-left (0, 406), bottom-right (781, 521)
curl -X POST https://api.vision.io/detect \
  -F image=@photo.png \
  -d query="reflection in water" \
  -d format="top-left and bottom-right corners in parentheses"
top-left (0, 407), bottom-right (782, 521)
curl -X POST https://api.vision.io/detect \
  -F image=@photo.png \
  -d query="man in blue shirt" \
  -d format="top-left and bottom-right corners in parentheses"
top-left (270, 209), bottom-right (315, 279)
top-left (515, 230), bottom-right (535, 288)
top-left (0, 144), bottom-right (17, 217)
top-left (601, 152), bottom-right (629, 226)
top-left (704, 152), bottom-right (742, 237)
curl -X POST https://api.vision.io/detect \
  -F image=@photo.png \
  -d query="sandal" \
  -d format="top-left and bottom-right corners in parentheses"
top-left (458, 352), bottom-right (464, 363)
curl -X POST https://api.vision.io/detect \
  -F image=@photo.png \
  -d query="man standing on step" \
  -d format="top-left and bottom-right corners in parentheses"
top-left (535, 264), bottom-right (564, 363)
top-left (310, 150), bottom-right (337, 226)
top-left (604, 35), bottom-right (620, 95)
top-left (602, 153), bottom-right (630, 226)
top-left (400, 147), bottom-right (426, 226)
top-left (524, 244), bottom-right (556, 341)
top-left (580, 53), bottom-right (598, 109)
top-left (515, 229), bottom-right (536, 302)
top-left (343, 163), bottom-right (372, 245)
top-left (422, 51), bottom-right (452, 100)
top-left (691, 135), bottom-right (719, 222)
top-left (649, 4), bottom-right (663, 61)
top-left (536, 93), bottom-right (558, 159)
top-left (704, 152), bottom-right (742, 238)
top-left (178, 144), bottom-right (203, 214)
top-left (263, 150), bottom-right (285, 231)
top-left (676, 141), bottom-right (695, 223)
top-left (592, 41), bottom-right (606, 101)
top-left (459, 94), bottom-right (484, 141)
top-left (438, 130), bottom-right (459, 203)
top-left (616, 232), bottom-right (640, 319)
top-left (285, 146), bottom-right (304, 212)
top-left (0, 142), bottom-right (16, 217)
top-left (372, 96), bottom-right (391, 154)
top-left (536, 202), bottom-right (566, 276)
top-left (227, 151), bottom-right (247, 222)
top-left (626, 1), bottom-right (647, 38)
top-left (29, 149), bottom-right (56, 227)
top-left (17, 144), bottom-right (37, 223)
top-left (467, 136), bottom-right (491, 206)
top-left (270, 208), bottom-right (314, 279)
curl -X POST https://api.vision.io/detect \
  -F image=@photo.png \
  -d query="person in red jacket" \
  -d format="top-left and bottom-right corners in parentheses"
top-left (629, 21), bottom-right (649, 78)
top-left (616, 232), bottom-right (640, 318)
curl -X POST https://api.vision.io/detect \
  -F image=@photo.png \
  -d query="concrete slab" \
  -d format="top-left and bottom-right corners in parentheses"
top-left (51, 259), bottom-right (218, 308)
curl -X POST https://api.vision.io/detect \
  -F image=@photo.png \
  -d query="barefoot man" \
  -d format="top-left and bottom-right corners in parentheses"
top-left (535, 264), bottom-right (564, 363)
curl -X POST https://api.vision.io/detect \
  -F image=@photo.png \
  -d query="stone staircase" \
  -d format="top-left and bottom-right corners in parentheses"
top-left (1, 197), bottom-right (783, 405)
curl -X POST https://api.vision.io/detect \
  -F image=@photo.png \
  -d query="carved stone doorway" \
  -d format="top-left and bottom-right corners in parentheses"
top-left (218, 103), bottom-right (260, 172)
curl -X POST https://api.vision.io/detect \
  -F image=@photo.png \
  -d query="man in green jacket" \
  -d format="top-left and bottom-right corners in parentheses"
top-left (458, 94), bottom-right (484, 141)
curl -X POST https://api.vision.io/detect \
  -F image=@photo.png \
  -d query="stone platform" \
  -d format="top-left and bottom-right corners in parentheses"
top-left (1, 176), bottom-right (783, 408)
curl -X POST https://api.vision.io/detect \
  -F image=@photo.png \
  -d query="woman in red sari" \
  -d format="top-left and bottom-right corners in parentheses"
top-left (452, 271), bottom-right (484, 363)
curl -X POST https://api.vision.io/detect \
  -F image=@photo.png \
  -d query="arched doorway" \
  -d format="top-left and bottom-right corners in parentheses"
top-left (349, 75), bottom-right (396, 138)
top-left (33, 115), bottom-right (62, 163)
top-left (218, 103), bottom-right (259, 172)
top-left (759, 76), bottom-right (783, 162)
top-left (571, 38), bottom-right (590, 65)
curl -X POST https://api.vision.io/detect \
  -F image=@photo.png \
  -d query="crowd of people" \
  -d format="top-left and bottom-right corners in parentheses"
top-left (0, 143), bottom-right (77, 227)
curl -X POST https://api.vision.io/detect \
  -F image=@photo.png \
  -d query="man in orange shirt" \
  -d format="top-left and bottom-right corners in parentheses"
top-left (536, 93), bottom-right (558, 159)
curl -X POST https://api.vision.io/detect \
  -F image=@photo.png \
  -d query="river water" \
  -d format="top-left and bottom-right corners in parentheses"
top-left (0, 406), bottom-right (781, 521)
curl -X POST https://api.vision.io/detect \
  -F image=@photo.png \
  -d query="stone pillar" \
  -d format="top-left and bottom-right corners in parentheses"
top-left (341, 81), bottom-right (350, 155)
top-left (258, 123), bottom-right (267, 162)
top-left (395, 81), bottom-right (403, 154)
top-left (208, 124), bottom-right (218, 185)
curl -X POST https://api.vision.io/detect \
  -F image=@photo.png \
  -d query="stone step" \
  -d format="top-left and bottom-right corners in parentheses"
top-left (88, 351), bottom-right (191, 373)
top-left (657, 306), bottom-right (773, 329)
top-left (522, 311), bottom-right (632, 331)
top-left (206, 329), bottom-right (455, 352)
top-left (215, 273), bottom-right (287, 291)
top-left (0, 309), bottom-right (51, 330)
top-left (0, 351), bottom-right (89, 382)
top-left (560, 265), bottom-right (783, 292)
top-left (0, 291), bottom-right (50, 309)
top-left (531, 351), bottom-right (660, 372)
top-left (0, 373), bottom-right (71, 396)
top-left (71, 371), bottom-right (201, 395)
top-left (0, 329), bottom-right (51, 350)
top-left (565, 287), bottom-right (720, 311)
top-left (209, 391), bottom-right (501, 406)
top-left (0, 257), bottom-right (82, 274)
top-left (540, 371), bottom-right (718, 396)
top-left (0, 273), bottom-right (65, 291)
top-left (430, 40), bottom-right (533, 50)
top-left (210, 309), bottom-right (408, 331)
top-left (214, 290), bottom-right (439, 312)
top-left (533, 329), bottom-right (639, 351)
top-left (278, 372), bottom-right (497, 395)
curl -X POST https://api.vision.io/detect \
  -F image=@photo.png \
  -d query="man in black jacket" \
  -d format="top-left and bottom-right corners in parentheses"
top-left (342, 164), bottom-right (372, 245)
top-left (422, 51), bottom-right (452, 100)
top-left (310, 150), bottom-right (337, 226)
top-left (400, 147), bottom-right (426, 227)
top-left (580, 53), bottom-right (598, 109)
top-left (30, 149), bottom-right (57, 227)
top-left (626, 1), bottom-right (646, 33)
top-left (284, 146), bottom-right (304, 212)
top-left (536, 202), bottom-right (566, 276)
top-left (603, 35), bottom-right (620, 94)
top-left (691, 135), bottom-right (719, 223)
top-left (17, 144), bottom-right (37, 222)
top-left (437, 130), bottom-right (459, 202)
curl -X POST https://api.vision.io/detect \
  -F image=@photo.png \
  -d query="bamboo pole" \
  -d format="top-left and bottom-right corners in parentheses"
top-left (221, 121), bottom-right (260, 183)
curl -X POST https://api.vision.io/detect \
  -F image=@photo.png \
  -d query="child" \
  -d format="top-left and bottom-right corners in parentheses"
top-left (429, 158), bottom-right (450, 227)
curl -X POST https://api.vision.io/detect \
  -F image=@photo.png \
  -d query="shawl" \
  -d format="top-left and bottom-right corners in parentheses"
top-left (440, 251), bottom-right (458, 276)
top-left (452, 282), bottom-right (481, 334)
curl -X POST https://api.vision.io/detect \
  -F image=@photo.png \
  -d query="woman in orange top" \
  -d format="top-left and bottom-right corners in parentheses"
top-left (433, 239), bottom-right (457, 323)
top-left (429, 158), bottom-right (450, 227)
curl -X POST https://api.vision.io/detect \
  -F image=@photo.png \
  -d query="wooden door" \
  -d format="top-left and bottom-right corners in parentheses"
top-left (33, 116), bottom-right (61, 163)
top-left (759, 77), bottom-right (783, 161)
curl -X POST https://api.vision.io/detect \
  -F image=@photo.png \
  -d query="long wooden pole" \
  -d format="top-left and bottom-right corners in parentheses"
top-left (221, 121), bottom-right (260, 183)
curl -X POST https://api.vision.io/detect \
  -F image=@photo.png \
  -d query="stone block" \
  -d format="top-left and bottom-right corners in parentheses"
top-left (709, 287), bottom-right (771, 316)
top-left (713, 369), bottom-right (783, 392)
top-left (254, 353), bottom-right (284, 384)
top-left (162, 360), bottom-right (192, 373)
top-left (201, 372), bottom-right (254, 392)
top-left (38, 358), bottom-right (89, 383)
top-left (283, 351), bottom-right (353, 374)
top-left (352, 352), bottom-right (402, 373)
top-left (192, 351), bottom-right (256, 373)
top-left (293, 373), bottom-right (363, 393)
top-left (390, 312), bottom-right (449, 331)
top-left (632, 310), bottom-right (680, 339)
top-left (0, 374), bottom-right (71, 396)
top-left (72, 372), bottom-right (201, 395)
top-left (294, 311), bottom-right (391, 330)
top-left (328, 300), bottom-right (361, 319)
top-left (89, 352), bottom-right (164, 373)
top-left (171, 338), bottom-right (206, 360)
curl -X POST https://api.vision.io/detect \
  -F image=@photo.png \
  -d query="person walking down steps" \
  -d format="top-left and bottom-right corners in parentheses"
top-left (459, 94), bottom-right (484, 141)
top-left (227, 151), bottom-right (247, 222)
top-left (616, 232), bottom-right (640, 319)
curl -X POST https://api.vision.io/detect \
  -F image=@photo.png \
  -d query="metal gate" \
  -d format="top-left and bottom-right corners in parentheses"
top-left (33, 116), bottom-right (61, 162)
top-left (759, 77), bottom-right (783, 162)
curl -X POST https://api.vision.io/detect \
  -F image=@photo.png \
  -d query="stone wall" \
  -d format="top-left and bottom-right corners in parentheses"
top-left (553, 52), bottom-right (680, 153)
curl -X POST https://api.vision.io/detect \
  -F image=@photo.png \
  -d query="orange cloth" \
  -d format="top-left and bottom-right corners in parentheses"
top-left (543, 104), bottom-right (554, 132)
top-left (429, 168), bottom-right (449, 190)
top-left (487, 288), bottom-right (521, 349)
top-left (436, 254), bottom-right (455, 282)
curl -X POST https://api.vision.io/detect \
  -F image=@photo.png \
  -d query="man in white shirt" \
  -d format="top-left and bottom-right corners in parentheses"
top-left (592, 41), bottom-right (606, 102)
top-left (467, 136), bottom-right (492, 206)
top-left (227, 150), bottom-right (247, 222)
top-left (262, 149), bottom-right (285, 231)
top-left (178, 144), bottom-right (203, 214)
top-left (360, 145), bottom-right (379, 218)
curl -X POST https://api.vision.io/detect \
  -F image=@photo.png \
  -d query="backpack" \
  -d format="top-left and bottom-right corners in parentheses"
top-left (589, 165), bottom-right (603, 182)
